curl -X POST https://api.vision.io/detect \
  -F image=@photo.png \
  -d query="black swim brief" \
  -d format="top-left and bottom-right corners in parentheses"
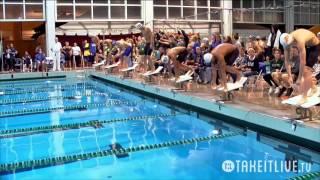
top-left (144, 43), bottom-right (153, 56)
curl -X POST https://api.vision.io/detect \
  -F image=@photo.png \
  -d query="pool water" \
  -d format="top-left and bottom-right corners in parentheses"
top-left (0, 77), bottom-right (319, 180)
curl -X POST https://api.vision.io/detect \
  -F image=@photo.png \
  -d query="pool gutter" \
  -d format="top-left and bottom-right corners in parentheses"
top-left (90, 72), bottom-right (320, 152)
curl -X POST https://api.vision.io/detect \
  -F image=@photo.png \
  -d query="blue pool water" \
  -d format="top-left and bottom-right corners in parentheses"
top-left (0, 77), bottom-right (319, 180)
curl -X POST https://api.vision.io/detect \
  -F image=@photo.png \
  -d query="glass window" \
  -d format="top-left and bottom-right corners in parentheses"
top-left (210, 9), bottom-right (221, 20)
top-left (242, 0), bottom-right (252, 8)
top-left (75, 6), bottom-right (92, 19)
top-left (310, 13), bottom-right (319, 24)
top-left (154, 6), bottom-right (166, 19)
top-left (110, 0), bottom-right (124, 4)
top-left (75, 0), bottom-right (92, 3)
top-left (183, 0), bottom-right (194, 6)
top-left (254, 0), bottom-right (263, 8)
top-left (154, 0), bottom-right (166, 5)
top-left (57, 0), bottom-right (73, 3)
top-left (294, 13), bottom-right (300, 24)
top-left (25, 0), bottom-right (43, 2)
top-left (197, 1), bottom-right (207, 7)
top-left (275, 0), bottom-right (284, 7)
top-left (197, 8), bottom-right (208, 20)
top-left (0, 4), bottom-right (3, 19)
top-left (265, 0), bottom-right (274, 8)
top-left (26, 5), bottom-right (43, 19)
top-left (57, 5), bottom-right (74, 20)
top-left (275, 12), bottom-right (284, 23)
top-left (210, 0), bottom-right (220, 7)
top-left (4, 0), bottom-right (21, 2)
top-left (169, 7), bottom-right (181, 19)
top-left (233, 9), bottom-right (241, 21)
top-left (265, 11), bottom-right (274, 23)
top-left (5, 4), bottom-right (23, 19)
top-left (243, 10), bottom-right (253, 22)
top-left (127, 6), bottom-right (141, 19)
top-left (111, 6), bottom-right (125, 18)
top-left (300, 13), bottom-right (310, 24)
top-left (254, 11), bottom-right (264, 22)
top-left (93, 0), bottom-right (108, 3)
top-left (232, 0), bottom-right (240, 8)
top-left (168, 0), bottom-right (180, 5)
top-left (93, 6), bottom-right (108, 19)
top-left (127, 0), bottom-right (141, 4)
top-left (183, 7), bottom-right (194, 19)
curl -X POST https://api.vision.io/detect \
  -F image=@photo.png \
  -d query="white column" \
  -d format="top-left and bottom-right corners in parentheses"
top-left (285, 0), bottom-right (294, 32)
top-left (142, 0), bottom-right (154, 30)
top-left (222, 0), bottom-right (233, 36)
top-left (45, 0), bottom-right (56, 58)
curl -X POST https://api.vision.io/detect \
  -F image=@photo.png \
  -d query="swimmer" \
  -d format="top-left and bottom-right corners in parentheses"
top-left (115, 39), bottom-right (133, 68)
top-left (134, 23), bottom-right (154, 72)
top-left (167, 46), bottom-right (194, 79)
top-left (280, 29), bottom-right (320, 104)
top-left (211, 43), bottom-right (242, 91)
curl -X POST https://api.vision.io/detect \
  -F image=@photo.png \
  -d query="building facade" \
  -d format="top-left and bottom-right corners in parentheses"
top-left (0, 0), bottom-right (319, 56)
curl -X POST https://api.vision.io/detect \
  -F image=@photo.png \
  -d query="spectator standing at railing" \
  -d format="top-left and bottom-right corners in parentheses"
top-left (63, 41), bottom-right (72, 69)
top-left (8, 43), bottom-right (18, 72)
top-left (4, 45), bottom-right (11, 71)
top-left (52, 37), bottom-right (62, 71)
top-left (83, 39), bottom-right (90, 67)
top-left (266, 25), bottom-right (282, 59)
top-left (72, 42), bottom-right (81, 68)
top-left (89, 37), bottom-right (97, 66)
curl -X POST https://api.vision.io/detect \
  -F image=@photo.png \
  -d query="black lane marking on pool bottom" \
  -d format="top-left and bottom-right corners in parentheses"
top-left (0, 132), bottom-right (240, 175)
top-left (109, 143), bottom-right (129, 159)
top-left (0, 113), bottom-right (175, 139)
top-left (0, 92), bottom-right (109, 105)
top-left (0, 100), bottom-right (140, 118)
top-left (0, 85), bottom-right (96, 96)
top-left (288, 171), bottom-right (320, 180)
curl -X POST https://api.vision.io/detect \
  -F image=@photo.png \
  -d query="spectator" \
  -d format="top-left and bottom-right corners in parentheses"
top-left (4, 45), bottom-right (11, 71)
top-left (35, 48), bottom-right (46, 72)
top-left (72, 42), bottom-right (81, 68)
top-left (83, 39), bottom-right (90, 67)
top-left (89, 37), bottom-right (97, 66)
top-left (63, 41), bottom-right (72, 69)
top-left (22, 51), bottom-right (32, 72)
top-left (8, 43), bottom-right (18, 72)
top-left (263, 48), bottom-right (283, 95)
top-left (243, 47), bottom-right (260, 77)
top-left (266, 25), bottom-right (281, 58)
top-left (210, 32), bottom-right (221, 51)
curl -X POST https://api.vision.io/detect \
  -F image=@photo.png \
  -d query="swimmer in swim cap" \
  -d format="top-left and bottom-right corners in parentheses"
top-left (280, 29), bottom-right (320, 104)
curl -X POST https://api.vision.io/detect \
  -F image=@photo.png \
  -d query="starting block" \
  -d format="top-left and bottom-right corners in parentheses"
top-left (120, 63), bottom-right (139, 78)
top-left (92, 60), bottom-right (106, 69)
top-left (172, 71), bottom-right (194, 91)
top-left (282, 87), bottom-right (320, 121)
top-left (104, 61), bottom-right (121, 74)
top-left (143, 66), bottom-right (163, 83)
top-left (217, 77), bottom-right (248, 101)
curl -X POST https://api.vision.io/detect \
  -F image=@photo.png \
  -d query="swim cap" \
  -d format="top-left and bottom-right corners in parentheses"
top-left (161, 55), bottom-right (169, 64)
top-left (134, 23), bottom-right (143, 29)
top-left (204, 53), bottom-right (212, 65)
top-left (280, 33), bottom-right (294, 48)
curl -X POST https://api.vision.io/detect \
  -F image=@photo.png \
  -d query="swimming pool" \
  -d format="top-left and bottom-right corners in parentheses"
top-left (0, 77), bottom-right (319, 180)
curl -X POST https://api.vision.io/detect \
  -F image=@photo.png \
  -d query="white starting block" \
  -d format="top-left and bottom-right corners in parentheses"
top-left (92, 60), bottom-right (106, 68)
top-left (143, 66), bottom-right (163, 82)
top-left (282, 87), bottom-right (320, 120)
top-left (120, 63), bottom-right (139, 78)
top-left (172, 70), bottom-right (194, 91)
top-left (217, 77), bottom-right (248, 101)
top-left (104, 61), bottom-right (121, 74)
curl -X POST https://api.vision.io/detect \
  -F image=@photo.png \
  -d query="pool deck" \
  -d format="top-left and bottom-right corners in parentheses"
top-left (1, 70), bottom-right (319, 151)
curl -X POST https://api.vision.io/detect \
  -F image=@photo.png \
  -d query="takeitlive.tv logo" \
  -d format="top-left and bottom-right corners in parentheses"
top-left (222, 160), bottom-right (312, 173)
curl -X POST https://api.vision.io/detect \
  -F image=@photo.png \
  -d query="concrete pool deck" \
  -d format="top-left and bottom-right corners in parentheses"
top-left (0, 70), bottom-right (319, 151)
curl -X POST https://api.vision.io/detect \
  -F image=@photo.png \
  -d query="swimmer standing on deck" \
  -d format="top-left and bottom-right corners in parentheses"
top-left (280, 29), bottom-right (320, 104)
top-left (210, 43), bottom-right (242, 91)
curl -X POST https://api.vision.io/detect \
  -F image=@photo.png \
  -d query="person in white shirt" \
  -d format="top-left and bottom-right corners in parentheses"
top-left (52, 37), bottom-right (62, 71)
top-left (72, 42), bottom-right (81, 68)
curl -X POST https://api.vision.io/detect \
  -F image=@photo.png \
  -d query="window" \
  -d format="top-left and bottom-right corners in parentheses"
top-left (243, 10), bottom-right (253, 22)
top-left (254, 0), bottom-right (263, 8)
top-left (183, 7), bottom-right (194, 20)
top-left (57, 5), bottom-right (74, 20)
top-left (210, 9), bottom-right (221, 20)
top-left (93, 0), bottom-right (108, 3)
top-left (154, 0), bottom-right (166, 5)
top-left (168, 0), bottom-right (181, 6)
top-left (111, 6), bottom-right (125, 19)
top-left (110, 0), bottom-right (124, 4)
top-left (232, 0), bottom-right (240, 8)
top-left (75, 6), bottom-right (92, 19)
top-left (254, 11), bottom-right (264, 22)
top-left (154, 6), bottom-right (166, 19)
top-left (183, 0), bottom-right (194, 6)
top-left (57, 0), bottom-right (73, 3)
top-left (242, 0), bottom-right (252, 8)
top-left (25, 0), bottom-right (43, 2)
top-left (93, 6), bottom-right (108, 19)
top-left (233, 9), bottom-right (241, 21)
top-left (169, 7), bottom-right (181, 19)
top-left (197, 8), bottom-right (208, 20)
top-left (197, 1), bottom-right (207, 7)
top-left (26, 5), bottom-right (43, 19)
top-left (5, 4), bottom-right (23, 19)
top-left (265, 0), bottom-right (274, 8)
top-left (127, 0), bottom-right (141, 4)
top-left (127, 6), bottom-right (141, 19)
top-left (210, 0), bottom-right (220, 7)
top-left (75, 0), bottom-right (91, 3)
